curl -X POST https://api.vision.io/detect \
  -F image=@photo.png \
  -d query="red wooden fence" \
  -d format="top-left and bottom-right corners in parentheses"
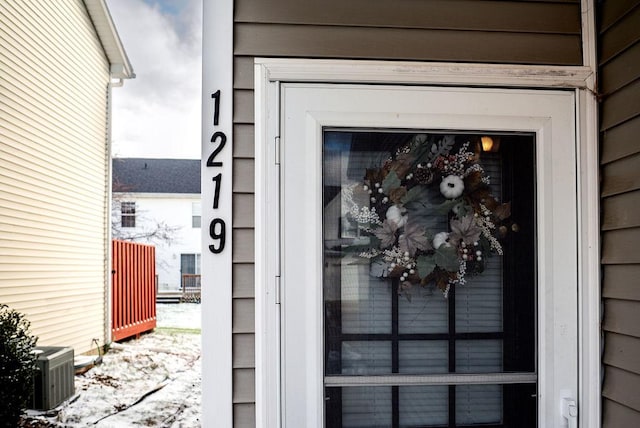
top-left (111, 240), bottom-right (157, 341)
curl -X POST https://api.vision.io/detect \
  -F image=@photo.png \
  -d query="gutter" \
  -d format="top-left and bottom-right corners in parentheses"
top-left (85, 0), bottom-right (136, 344)
top-left (84, 0), bottom-right (136, 81)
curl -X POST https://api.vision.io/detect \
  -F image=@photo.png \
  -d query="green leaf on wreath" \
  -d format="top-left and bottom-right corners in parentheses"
top-left (434, 246), bottom-right (460, 272)
top-left (416, 255), bottom-right (436, 278)
top-left (405, 212), bottom-right (439, 230)
top-left (402, 185), bottom-right (429, 205)
top-left (432, 200), bottom-right (458, 215)
top-left (453, 202), bottom-right (472, 217)
top-left (382, 171), bottom-right (401, 194)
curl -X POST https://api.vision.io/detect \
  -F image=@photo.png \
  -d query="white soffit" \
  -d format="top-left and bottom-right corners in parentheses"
top-left (84, 0), bottom-right (135, 80)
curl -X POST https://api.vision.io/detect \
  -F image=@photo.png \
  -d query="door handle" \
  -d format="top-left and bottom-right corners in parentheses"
top-left (561, 397), bottom-right (578, 428)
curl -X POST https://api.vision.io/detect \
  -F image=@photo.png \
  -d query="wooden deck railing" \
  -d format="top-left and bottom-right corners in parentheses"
top-left (111, 240), bottom-right (157, 341)
top-left (181, 274), bottom-right (201, 302)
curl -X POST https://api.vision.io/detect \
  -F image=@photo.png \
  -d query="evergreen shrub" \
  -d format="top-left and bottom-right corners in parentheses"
top-left (0, 304), bottom-right (38, 426)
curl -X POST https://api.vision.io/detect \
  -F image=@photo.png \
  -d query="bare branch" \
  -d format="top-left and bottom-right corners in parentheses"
top-left (112, 191), bottom-right (181, 246)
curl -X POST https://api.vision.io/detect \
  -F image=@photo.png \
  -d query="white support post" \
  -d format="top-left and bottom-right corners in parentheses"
top-left (202, 1), bottom-right (233, 427)
top-left (578, 1), bottom-right (601, 427)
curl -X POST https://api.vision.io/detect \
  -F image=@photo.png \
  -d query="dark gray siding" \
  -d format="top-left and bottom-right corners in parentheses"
top-left (235, 0), bottom-right (581, 64)
top-left (231, 0), bottom-right (582, 425)
top-left (599, 1), bottom-right (640, 425)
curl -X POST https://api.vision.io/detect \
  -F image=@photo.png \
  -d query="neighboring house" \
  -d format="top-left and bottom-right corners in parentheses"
top-left (201, 1), bottom-right (640, 427)
top-left (112, 158), bottom-right (201, 293)
top-left (0, 0), bottom-right (133, 355)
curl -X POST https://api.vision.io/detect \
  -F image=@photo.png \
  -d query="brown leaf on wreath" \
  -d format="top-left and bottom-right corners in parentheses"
top-left (406, 272), bottom-right (421, 283)
top-left (465, 187), bottom-right (491, 209)
top-left (388, 265), bottom-right (405, 278)
top-left (464, 171), bottom-right (484, 192)
top-left (483, 195), bottom-right (499, 211)
top-left (365, 168), bottom-right (387, 185)
top-left (381, 160), bottom-right (394, 176)
top-left (421, 268), bottom-right (457, 292)
top-left (494, 202), bottom-right (511, 221)
top-left (389, 153), bottom-right (415, 178)
top-left (389, 186), bottom-right (408, 204)
top-left (420, 273), bottom-right (432, 287)
top-left (434, 272), bottom-right (451, 291)
top-left (464, 172), bottom-right (506, 212)
top-left (442, 270), bottom-right (459, 290)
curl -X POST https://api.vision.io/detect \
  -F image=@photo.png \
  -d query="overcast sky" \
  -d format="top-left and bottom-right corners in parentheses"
top-left (107, 0), bottom-right (202, 159)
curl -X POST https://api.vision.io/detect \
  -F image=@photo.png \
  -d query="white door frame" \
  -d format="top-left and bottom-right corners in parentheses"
top-left (254, 59), bottom-right (600, 428)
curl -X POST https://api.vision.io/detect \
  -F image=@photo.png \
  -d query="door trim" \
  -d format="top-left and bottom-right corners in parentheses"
top-left (257, 59), bottom-right (593, 89)
top-left (254, 59), bottom-right (600, 428)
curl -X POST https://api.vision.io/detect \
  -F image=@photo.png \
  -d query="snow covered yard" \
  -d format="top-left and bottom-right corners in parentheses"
top-left (21, 304), bottom-right (201, 427)
top-left (156, 303), bottom-right (201, 330)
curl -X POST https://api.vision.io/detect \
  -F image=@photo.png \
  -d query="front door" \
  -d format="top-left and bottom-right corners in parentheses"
top-left (279, 84), bottom-right (577, 427)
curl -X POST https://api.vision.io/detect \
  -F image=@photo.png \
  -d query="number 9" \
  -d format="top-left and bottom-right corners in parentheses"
top-left (209, 218), bottom-right (226, 253)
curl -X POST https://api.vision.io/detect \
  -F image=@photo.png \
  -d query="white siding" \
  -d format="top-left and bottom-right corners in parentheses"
top-left (0, 0), bottom-right (111, 354)
top-left (113, 194), bottom-right (201, 291)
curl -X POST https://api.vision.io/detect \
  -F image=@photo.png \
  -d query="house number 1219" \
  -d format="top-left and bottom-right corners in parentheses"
top-left (208, 90), bottom-right (226, 254)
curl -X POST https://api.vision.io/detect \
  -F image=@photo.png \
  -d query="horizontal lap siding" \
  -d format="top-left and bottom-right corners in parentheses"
top-left (232, 48), bottom-right (255, 423)
top-left (236, 25), bottom-right (581, 64)
top-left (231, 1), bottom-right (582, 425)
top-left (599, 1), bottom-right (640, 425)
top-left (0, 0), bottom-right (110, 354)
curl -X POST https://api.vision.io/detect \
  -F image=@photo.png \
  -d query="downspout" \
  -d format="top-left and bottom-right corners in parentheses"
top-left (104, 80), bottom-right (114, 347)
top-left (105, 75), bottom-right (131, 346)
top-left (111, 78), bottom-right (124, 88)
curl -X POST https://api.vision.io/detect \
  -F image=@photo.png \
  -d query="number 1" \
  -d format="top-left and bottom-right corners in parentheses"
top-left (211, 90), bottom-right (220, 126)
top-left (212, 173), bottom-right (222, 209)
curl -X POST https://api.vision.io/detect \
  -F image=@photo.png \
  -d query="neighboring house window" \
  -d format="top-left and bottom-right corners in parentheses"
top-left (121, 202), bottom-right (136, 228)
top-left (181, 253), bottom-right (201, 289)
top-left (192, 201), bottom-right (201, 228)
top-left (180, 253), bottom-right (201, 275)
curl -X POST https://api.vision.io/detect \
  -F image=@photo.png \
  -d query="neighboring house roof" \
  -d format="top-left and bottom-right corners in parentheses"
top-left (84, 0), bottom-right (135, 80)
top-left (113, 158), bottom-right (201, 194)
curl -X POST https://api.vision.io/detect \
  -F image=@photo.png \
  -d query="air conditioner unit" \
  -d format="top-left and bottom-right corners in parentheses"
top-left (31, 346), bottom-right (75, 410)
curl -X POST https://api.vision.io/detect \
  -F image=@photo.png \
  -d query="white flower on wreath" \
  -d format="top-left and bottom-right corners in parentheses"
top-left (440, 175), bottom-right (465, 199)
top-left (386, 205), bottom-right (407, 228)
top-left (433, 231), bottom-right (450, 249)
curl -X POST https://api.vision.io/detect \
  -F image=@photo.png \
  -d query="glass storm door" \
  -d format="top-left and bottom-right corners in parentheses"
top-left (279, 85), bottom-right (578, 427)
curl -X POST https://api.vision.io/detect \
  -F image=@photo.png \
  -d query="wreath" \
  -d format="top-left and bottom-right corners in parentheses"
top-left (343, 134), bottom-right (511, 298)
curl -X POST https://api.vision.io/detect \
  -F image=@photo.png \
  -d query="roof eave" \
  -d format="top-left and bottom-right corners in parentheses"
top-left (84, 0), bottom-right (135, 80)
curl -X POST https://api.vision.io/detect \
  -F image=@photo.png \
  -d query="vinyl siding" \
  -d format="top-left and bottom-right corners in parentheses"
top-left (599, 1), bottom-right (640, 425)
top-left (235, 0), bottom-right (582, 64)
top-left (231, 1), bottom-right (583, 425)
top-left (0, 0), bottom-right (111, 354)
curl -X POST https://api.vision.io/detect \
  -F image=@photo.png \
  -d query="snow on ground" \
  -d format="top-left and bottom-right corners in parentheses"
top-left (22, 304), bottom-right (202, 428)
top-left (156, 303), bottom-right (201, 330)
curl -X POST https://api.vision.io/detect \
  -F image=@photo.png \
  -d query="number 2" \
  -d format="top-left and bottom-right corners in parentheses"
top-left (207, 132), bottom-right (226, 167)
